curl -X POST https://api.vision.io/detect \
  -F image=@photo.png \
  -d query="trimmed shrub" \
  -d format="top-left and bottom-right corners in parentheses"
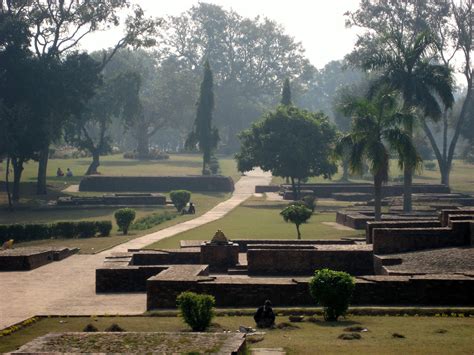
top-left (130, 211), bottom-right (177, 231)
top-left (52, 222), bottom-right (76, 239)
top-left (309, 269), bottom-right (355, 321)
top-left (23, 224), bottom-right (51, 241)
top-left (170, 190), bottom-right (191, 212)
top-left (176, 291), bottom-right (215, 331)
top-left (424, 161), bottom-right (437, 171)
top-left (114, 208), bottom-right (136, 235)
top-left (123, 149), bottom-right (169, 160)
top-left (96, 221), bottom-right (112, 237)
top-left (105, 323), bottom-right (125, 332)
top-left (83, 324), bottom-right (98, 332)
top-left (76, 221), bottom-right (97, 238)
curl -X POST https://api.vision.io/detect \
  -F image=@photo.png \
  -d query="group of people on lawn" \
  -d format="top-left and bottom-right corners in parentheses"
top-left (56, 168), bottom-right (73, 177)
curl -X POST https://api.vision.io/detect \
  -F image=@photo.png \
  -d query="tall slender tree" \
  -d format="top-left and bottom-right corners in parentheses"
top-left (281, 78), bottom-right (292, 106)
top-left (186, 60), bottom-right (219, 174)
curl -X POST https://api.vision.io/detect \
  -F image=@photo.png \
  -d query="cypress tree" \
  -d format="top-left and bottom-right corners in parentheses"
top-left (186, 60), bottom-right (219, 174)
top-left (281, 78), bottom-right (292, 106)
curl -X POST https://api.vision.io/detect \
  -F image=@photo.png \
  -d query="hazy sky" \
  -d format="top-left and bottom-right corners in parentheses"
top-left (81, 0), bottom-right (361, 69)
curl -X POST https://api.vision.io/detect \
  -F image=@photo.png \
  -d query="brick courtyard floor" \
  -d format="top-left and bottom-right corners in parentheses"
top-left (0, 169), bottom-right (271, 330)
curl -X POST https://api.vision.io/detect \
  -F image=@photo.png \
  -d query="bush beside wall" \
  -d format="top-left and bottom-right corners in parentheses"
top-left (0, 221), bottom-right (112, 244)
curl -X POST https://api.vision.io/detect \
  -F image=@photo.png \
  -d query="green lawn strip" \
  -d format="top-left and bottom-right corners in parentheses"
top-left (1, 315), bottom-right (473, 354)
top-left (0, 154), bottom-right (239, 206)
top-left (271, 159), bottom-right (474, 194)
top-left (147, 198), bottom-right (363, 250)
top-left (9, 192), bottom-right (230, 254)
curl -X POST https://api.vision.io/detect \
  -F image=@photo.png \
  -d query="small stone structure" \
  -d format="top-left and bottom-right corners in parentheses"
top-left (0, 247), bottom-right (79, 271)
top-left (13, 332), bottom-right (246, 354)
top-left (200, 230), bottom-right (239, 272)
top-left (57, 193), bottom-right (166, 206)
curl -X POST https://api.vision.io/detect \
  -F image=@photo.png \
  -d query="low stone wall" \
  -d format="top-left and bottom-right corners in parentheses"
top-left (58, 193), bottom-right (166, 206)
top-left (0, 247), bottom-right (78, 271)
top-left (96, 265), bottom-right (168, 292)
top-left (131, 249), bottom-right (201, 266)
top-left (440, 209), bottom-right (474, 225)
top-left (254, 185), bottom-right (280, 193)
top-left (246, 245), bottom-right (374, 276)
top-left (147, 273), bottom-right (474, 309)
top-left (281, 183), bottom-right (450, 199)
top-left (372, 220), bottom-right (471, 254)
top-left (79, 175), bottom-right (235, 192)
top-left (366, 221), bottom-right (441, 244)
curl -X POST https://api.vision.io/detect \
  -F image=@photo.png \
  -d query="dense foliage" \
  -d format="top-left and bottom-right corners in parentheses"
top-left (280, 204), bottom-right (313, 239)
top-left (114, 208), bottom-right (136, 235)
top-left (176, 292), bottom-right (215, 331)
top-left (169, 190), bottom-right (192, 212)
top-left (309, 269), bottom-right (355, 321)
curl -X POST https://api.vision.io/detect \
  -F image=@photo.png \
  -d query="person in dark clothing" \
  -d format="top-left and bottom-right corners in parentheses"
top-left (254, 300), bottom-right (276, 328)
top-left (188, 202), bottom-right (195, 214)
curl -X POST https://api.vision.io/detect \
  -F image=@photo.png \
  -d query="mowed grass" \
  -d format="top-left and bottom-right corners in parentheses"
top-left (272, 159), bottom-right (474, 194)
top-left (4, 192), bottom-right (230, 254)
top-left (1, 315), bottom-right (473, 354)
top-left (148, 197), bottom-right (362, 249)
top-left (0, 153), bottom-right (239, 206)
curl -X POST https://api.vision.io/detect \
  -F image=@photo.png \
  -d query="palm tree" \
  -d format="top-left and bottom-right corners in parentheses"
top-left (361, 31), bottom-right (454, 212)
top-left (335, 88), bottom-right (420, 221)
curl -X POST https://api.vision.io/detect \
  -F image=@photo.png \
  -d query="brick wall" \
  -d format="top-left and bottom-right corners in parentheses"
top-left (246, 246), bottom-right (374, 276)
top-left (147, 274), bottom-right (474, 309)
top-left (366, 221), bottom-right (441, 243)
top-left (79, 175), bottom-right (235, 192)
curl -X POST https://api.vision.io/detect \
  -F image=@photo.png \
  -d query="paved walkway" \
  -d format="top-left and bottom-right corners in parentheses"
top-left (0, 169), bottom-right (271, 330)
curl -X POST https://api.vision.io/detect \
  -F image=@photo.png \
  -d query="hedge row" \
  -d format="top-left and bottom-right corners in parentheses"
top-left (0, 221), bottom-right (112, 244)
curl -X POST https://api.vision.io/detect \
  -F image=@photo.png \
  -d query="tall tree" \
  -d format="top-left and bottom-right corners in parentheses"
top-left (186, 60), bottom-right (219, 174)
top-left (3, 0), bottom-right (160, 195)
top-left (336, 88), bottom-right (420, 220)
top-left (236, 106), bottom-right (338, 200)
top-left (281, 78), bottom-right (292, 106)
top-left (346, 1), bottom-right (454, 212)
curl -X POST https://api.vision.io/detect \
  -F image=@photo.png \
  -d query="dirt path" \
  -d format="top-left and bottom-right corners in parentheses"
top-left (0, 169), bottom-right (271, 330)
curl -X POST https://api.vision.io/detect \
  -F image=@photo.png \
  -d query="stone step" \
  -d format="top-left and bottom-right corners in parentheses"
top-left (227, 268), bottom-right (248, 275)
top-left (251, 348), bottom-right (286, 355)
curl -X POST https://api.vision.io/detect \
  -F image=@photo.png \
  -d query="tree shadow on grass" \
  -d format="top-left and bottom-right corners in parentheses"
top-left (308, 319), bottom-right (362, 328)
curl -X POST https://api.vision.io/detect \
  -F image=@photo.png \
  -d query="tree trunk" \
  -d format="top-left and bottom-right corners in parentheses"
top-left (85, 150), bottom-right (100, 175)
top-left (341, 159), bottom-right (350, 182)
top-left (440, 162), bottom-right (450, 186)
top-left (290, 177), bottom-right (298, 201)
top-left (297, 178), bottom-right (301, 200)
top-left (374, 173), bottom-right (383, 221)
top-left (403, 164), bottom-right (413, 213)
top-left (5, 157), bottom-right (13, 210)
top-left (36, 145), bottom-right (49, 195)
top-left (296, 224), bottom-right (301, 240)
top-left (136, 127), bottom-right (150, 159)
top-left (11, 157), bottom-right (24, 202)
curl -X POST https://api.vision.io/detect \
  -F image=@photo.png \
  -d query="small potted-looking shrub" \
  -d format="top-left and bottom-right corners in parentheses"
top-left (309, 268), bottom-right (355, 321)
top-left (114, 208), bottom-right (136, 235)
top-left (176, 291), bottom-right (215, 331)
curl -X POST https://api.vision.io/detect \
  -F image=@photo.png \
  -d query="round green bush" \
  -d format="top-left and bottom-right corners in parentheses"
top-left (114, 208), bottom-right (136, 235)
top-left (176, 291), bottom-right (215, 331)
top-left (170, 190), bottom-right (191, 212)
top-left (309, 269), bottom-right (355, 321)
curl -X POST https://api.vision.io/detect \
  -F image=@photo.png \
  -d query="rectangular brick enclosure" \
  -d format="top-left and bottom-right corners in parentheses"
top-left (79, 175), bottom-right (234, 192)
top-left (0, 247), bottom-right (78, 271)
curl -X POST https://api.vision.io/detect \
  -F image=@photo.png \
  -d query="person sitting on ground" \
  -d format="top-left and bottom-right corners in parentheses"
top-left (254, 299), bottom-right (276, 328)
top-left (1, 239), bottom-right (14, 250)
top-left (56, 168), bottom-right (64, 177)
top-left (66, 168), bottom-right (73, 177)
top-left (188, 202), bottom-right (195, 214)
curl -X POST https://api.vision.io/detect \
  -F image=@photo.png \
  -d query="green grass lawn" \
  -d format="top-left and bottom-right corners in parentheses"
top-left (148, 197), bottom-right (362, 249)
top-left (0, 153), bottom-right (239, 206)
top-left (1, 315), bottom-right (473, 354)
top-left (272, 159), bottom-right (474, 194)
top-left (5, 192), bottom-right (230, 254)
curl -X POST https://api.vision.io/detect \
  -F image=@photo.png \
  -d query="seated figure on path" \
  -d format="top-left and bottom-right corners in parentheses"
top-left (254, 300), bottom-right (276, 328)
